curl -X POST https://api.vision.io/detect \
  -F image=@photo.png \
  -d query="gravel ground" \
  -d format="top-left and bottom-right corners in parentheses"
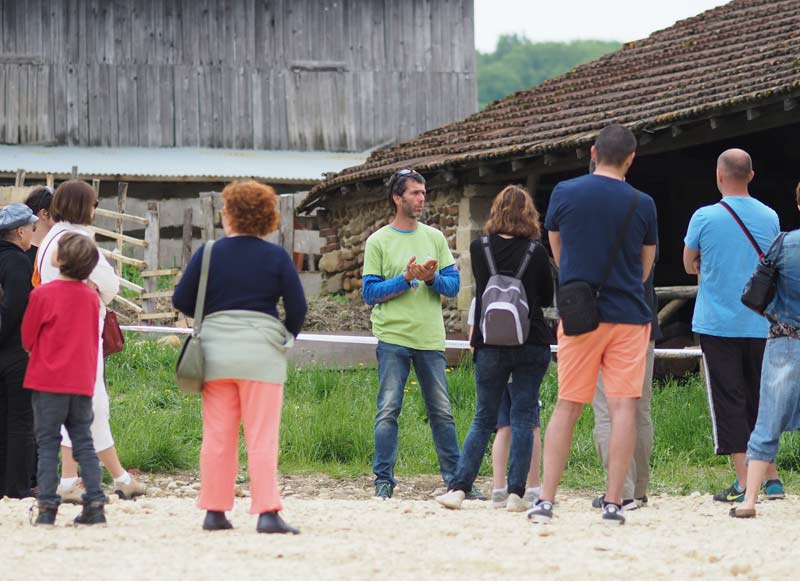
top-left (1, 474), bottom-right (798, 580)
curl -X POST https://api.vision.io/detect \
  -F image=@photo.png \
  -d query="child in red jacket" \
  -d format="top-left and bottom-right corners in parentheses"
top-left (22, 232), bottom-right (106, 526)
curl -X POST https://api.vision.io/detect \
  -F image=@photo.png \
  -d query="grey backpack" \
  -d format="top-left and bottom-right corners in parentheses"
top-left (479, 236), bottom-right (537, 346)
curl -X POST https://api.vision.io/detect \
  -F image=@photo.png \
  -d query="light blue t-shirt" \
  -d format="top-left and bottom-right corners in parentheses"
top-left (684, 196), bottom-right (779, 338)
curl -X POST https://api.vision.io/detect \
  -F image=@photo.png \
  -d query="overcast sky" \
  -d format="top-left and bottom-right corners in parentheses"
top-left (474, 0), bottom-right (732, 51)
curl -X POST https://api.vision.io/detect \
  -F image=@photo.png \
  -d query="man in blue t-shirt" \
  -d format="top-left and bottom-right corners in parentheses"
top-left (683, 148), bottom-right (783, 503)
top-left (529, 124), bottom-right (658, 526)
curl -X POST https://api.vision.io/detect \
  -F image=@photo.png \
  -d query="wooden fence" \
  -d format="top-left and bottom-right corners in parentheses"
top-left (2, 169), bottom-right (179, 323)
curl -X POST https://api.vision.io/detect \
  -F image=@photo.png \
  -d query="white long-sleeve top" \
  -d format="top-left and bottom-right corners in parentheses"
top-left (37, 222), bottom-right (120, 310)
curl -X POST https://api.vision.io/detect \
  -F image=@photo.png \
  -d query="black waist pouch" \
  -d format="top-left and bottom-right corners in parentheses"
top-left (557, 281), bottom-right (600, 336)
top-left (741, 259), bottom-right (778, 315)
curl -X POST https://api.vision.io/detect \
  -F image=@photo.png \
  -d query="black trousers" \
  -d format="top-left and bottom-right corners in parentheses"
top-left (0, 352), bottom-right (35, 498)
top-left (699, 334), bottom-right (766, 455)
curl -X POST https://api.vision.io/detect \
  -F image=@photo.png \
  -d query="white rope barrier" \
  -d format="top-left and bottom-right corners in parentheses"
top-left (119, 326), bottom-right (703, 359)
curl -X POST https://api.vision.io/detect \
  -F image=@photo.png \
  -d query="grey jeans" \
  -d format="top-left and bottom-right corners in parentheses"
top-left (592, 341), bottom-right (655, 500)
top-left (32, 391), bottom-right (106, 506)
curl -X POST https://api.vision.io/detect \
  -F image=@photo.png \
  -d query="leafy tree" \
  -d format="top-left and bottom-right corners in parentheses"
top-left (477, 35), bottom-right (621, 109)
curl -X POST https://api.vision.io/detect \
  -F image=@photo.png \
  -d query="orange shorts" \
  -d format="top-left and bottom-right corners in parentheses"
top-left (556, 322), bottom-right (651, 404)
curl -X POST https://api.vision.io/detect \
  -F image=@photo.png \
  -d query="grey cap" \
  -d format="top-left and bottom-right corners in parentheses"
top-left (0, 203), bottom-right (38, 231)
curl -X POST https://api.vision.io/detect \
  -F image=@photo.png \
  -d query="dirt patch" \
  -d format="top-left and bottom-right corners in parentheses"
top-left (300, 296), bottom-right (373, 333)
top-left (2, 474), bottom-right (797, 579)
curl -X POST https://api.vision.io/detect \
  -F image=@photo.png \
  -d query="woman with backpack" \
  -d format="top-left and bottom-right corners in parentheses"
top-left (437, 185), bottom-right (554, 511)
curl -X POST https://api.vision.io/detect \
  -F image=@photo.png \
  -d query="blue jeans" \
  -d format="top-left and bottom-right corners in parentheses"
top-left (746, 337), bottom-right (800, 463)
top-left (373, 341), bottom-right (460, 487)
top-left (451, 344), bottom-right (552, 497)
top-left (32, 391), bottom-right (107, 506)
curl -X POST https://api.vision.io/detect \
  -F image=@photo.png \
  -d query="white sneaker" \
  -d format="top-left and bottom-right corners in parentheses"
top-left (524, 486), bottom-right (542, 504)
top-left (436, 489), bottom-right (466, 510)
top-left (506, 493), bottom-right (531, 512)
top-left (491, 488), bottom-right (509, 509)
top-left (56, 479), bottom-right (85, 505)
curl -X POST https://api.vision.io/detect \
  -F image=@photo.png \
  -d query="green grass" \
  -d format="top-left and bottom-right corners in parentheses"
top-left (105, 339), bottom-right (800, 493)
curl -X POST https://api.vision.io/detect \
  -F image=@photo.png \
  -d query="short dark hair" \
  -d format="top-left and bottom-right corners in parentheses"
top-left (57, 232), bottom-right (99, 281)
top-left (386, 169), bottom-right (425, 210)
top-left (594, 124), bottom-right (637, 167)
top-left (51, 180), bottom-right (97, 225)
top-left (25, 186), bottom-right (54, 215)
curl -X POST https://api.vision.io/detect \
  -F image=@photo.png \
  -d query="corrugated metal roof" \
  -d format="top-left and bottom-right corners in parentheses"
top-left (0, 145), bottom-right (368, 183)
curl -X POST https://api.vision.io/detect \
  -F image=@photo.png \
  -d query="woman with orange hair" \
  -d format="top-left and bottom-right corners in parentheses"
top-left (173, 180), bottom-right (307, 533)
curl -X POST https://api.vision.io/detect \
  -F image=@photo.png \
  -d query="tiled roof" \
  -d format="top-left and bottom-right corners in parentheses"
top-left (307, 0), bottom-right (800, 204)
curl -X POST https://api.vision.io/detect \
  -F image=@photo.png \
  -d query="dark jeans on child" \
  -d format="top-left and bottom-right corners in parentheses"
top-left (32, 391), bottom-right (106, 506)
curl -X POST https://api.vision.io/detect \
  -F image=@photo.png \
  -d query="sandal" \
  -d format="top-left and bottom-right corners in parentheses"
top-left (729, 507), bottom-right (756, 518)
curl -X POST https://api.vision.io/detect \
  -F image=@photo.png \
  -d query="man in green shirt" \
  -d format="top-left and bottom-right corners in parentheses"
top-left (362, 169), bottom-right (462, 499)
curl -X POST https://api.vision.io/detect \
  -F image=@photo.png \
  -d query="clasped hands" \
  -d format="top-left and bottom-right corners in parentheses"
top-left (403, 256), bottom-right (438, 284)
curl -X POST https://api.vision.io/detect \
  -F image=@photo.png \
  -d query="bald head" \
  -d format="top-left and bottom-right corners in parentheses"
top-left (717, 149), bottom-right (753, 183)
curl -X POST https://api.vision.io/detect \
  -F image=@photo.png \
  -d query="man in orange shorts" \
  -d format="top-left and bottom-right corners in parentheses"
top-left (529, 124), bottom-right (657, 526)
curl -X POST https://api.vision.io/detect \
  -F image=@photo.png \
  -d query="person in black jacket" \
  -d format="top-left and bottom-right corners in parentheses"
top-left (437, 185), bottom-right (554, 511)
top-left (0, 203), bottom-right (38, 499)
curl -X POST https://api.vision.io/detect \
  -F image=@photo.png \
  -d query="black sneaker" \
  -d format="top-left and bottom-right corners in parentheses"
top-left (601, 502), bottom-right (625, 525)
top-left (527, 500), bottom-right (554, 524)
top-left (713, 481), bottom-right (745, 503)
top-left (74, 501), bottom-right (107, 525)
top-left (592, 494), bottom-right (637, 511)
top-left (375, 482), bottom-right (393, 500)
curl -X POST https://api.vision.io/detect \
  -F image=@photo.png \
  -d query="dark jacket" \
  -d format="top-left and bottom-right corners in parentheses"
top-left (0, 241), bottom-right (34, 357)
top-left (470, 234), bottom-right (555, 348)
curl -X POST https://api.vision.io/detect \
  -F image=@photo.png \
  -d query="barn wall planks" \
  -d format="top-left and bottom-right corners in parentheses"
top-left (0, 0), bottom-right (476, 151)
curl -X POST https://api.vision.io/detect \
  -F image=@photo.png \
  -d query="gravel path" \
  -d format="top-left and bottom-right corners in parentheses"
top-left (1, 474), bottom-right (797, 580)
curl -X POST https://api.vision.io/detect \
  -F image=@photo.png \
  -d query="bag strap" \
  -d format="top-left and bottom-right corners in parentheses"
top-left (598, 193), bottom-right (639, 293)
top-left (764, 232), bottom-right (787, 265)
top-left (192, 240), bottom-right (216, 335)
top-left (38, 229), bottom-right (68, 276)
top-left (514, 240), bottom-right (538, 279)
top-left (480, 235), bottom-right (498, 277)
top-left (719, 200), bottom-right (764, 258)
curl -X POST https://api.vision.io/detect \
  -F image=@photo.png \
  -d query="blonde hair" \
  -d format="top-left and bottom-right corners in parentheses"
top-left (484, 185), bottom-right (542, 240)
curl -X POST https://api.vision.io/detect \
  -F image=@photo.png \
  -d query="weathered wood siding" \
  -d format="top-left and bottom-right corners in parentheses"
top-left (0, 0), bottom-right (476, 151)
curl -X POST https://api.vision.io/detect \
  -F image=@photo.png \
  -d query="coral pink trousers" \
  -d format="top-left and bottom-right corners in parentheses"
top-left (197, 379), bottom-right (283, 514)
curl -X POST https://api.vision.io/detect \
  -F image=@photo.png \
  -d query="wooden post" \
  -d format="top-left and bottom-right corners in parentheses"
top-left (46, 174), bottom-right (54, 189)
top-left (182, 208), bottom-right (193, 268)
top-left (71, 165), bottom-right (78, 179)
top-left (14, 169), bottom-right (26, 187)
top-left (278, 194), bottom-right (295, 256)
top-left (115, 182), bottom-right (128, 275)
top-left (201, 195), bottom-right (215, 241)
top-left (143, 202), bottom-right (160, 315)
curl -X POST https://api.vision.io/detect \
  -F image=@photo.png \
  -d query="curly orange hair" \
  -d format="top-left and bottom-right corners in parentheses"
top-left (221, 180), bottom-right (279, 236)
top-left (484, 185), bottom-right (542, 240)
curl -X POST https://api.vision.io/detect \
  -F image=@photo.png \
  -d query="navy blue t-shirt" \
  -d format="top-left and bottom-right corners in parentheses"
top-left (544, 174), bottom-right (658, 325)
top-left (173, 236), bottom-right (307, 336)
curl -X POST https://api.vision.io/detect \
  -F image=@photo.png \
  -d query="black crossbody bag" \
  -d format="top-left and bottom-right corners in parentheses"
top-left (719, 201), bottom-right (785, 315)
top-left (557, 193), bottom-right (639, 336)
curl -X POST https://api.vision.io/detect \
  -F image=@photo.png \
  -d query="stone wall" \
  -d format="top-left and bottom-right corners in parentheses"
top-left (317, 186), bottom-right (478, 334)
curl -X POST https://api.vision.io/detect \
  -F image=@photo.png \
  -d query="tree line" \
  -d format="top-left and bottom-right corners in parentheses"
top-left (477, 35), bottom-right (621, 109)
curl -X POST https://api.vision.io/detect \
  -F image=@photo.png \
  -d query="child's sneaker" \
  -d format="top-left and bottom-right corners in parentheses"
top-left (762, 479), bottom-right (786, 500)
top-left (506, 493), bottom-right (530, 513)
top-left (491, 487), bottom-right (509, 509)
top-left (114, 475), bottom-right (147, 500)
top-left (527, 499), bottom-right (554, 524)
top-left (56, 479), bottom-right (85, 505)
top-left (436, 489), bottom-right (465, 510)
top-left (601, 502), bottom-right (625, 526)
top-left (74, 501), bottom-right (107, 525)
top-left (34, 504), bottom-right (58, 526)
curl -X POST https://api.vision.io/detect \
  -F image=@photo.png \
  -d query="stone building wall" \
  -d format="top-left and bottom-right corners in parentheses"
top-left (316, 184), bottom-right (499, 336)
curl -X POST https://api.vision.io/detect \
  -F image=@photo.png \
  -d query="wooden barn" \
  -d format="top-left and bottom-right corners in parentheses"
top-left (0, 0), bottom-right (478, 265)
top-left (302, 0), bottom-right (800, 340)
